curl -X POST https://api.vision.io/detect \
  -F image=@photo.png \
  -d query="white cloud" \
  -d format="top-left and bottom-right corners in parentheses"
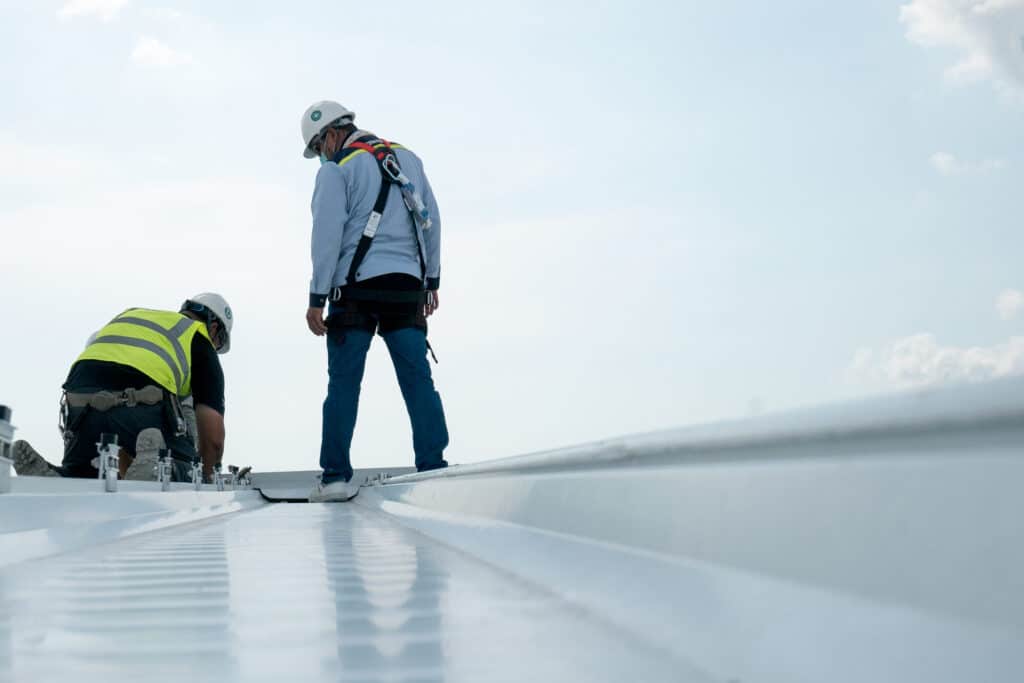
top-left (57, 0), bottom-right (131, 21)
top-left (850, 288), bottom-right (1024, 387)
top-left (997, 289), bottom-right (1024, 320)
top-left (131, 36), bottom-right (194, 67)
top-left (850, 333), bottom-right (1024, 387)
top-left (142, 8), bottom-right (184, 22)
top-left (929, 151), bottom-right (1007, 174)
top-left (900, 0), bottom-right (1024, 92)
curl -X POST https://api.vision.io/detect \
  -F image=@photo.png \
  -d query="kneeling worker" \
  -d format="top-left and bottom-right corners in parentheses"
top-left (13, 293), bottom-right (232, 482)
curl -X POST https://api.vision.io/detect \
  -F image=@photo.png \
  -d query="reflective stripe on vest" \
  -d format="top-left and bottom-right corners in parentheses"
top-left (76, 309), bottom-right (212, 396)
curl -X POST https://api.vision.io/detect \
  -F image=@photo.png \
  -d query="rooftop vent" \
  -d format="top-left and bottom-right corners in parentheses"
top-left (0, 405), bottom-right (15, 464)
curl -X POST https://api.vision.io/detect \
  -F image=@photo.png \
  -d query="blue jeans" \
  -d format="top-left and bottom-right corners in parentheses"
top-left (320, 326), bottom-right (449, 484)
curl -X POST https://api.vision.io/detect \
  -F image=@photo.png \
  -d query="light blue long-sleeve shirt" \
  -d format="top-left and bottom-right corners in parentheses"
top-left (308, 136), bottom-right (441, 308)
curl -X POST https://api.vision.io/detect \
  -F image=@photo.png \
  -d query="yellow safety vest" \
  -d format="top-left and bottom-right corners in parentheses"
top-left (76, 308), bottom-right (212, 397)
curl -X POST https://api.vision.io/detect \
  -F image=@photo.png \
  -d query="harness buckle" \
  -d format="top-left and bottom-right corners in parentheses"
top-left (380, 154), bottom-right (403, 183)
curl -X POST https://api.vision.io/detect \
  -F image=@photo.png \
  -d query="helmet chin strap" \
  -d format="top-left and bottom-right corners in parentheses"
top-left (207, 320), bottom-right (224, 349)
top-left (183, 302), bottom-right (220, 341)
top-left (182, 292), bottom-right (232, 354)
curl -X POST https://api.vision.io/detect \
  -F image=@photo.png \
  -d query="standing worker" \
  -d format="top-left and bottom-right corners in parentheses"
top-left (12, 294), bottom-right (232, 482)
top-left (300, 100), bottom-right (449, 503)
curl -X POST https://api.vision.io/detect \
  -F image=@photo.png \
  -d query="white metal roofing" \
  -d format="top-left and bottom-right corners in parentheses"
top-left (1, 502), bottom-right (685, 682)
top-left (2, 376), bottom-right (1024, 682)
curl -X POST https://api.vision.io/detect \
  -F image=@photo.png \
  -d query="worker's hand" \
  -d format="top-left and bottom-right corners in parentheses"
top-left (306, 307), bottom-right (327, 336)
top-left (424, 290), bottom-right (439, 318)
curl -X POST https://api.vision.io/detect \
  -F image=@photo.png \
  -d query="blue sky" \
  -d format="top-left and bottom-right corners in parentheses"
top-left (1, 0), bottom-right (1022, 473)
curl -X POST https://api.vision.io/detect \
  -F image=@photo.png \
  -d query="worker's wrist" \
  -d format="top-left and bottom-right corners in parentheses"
top-left (309, 293), bottom-right (327, 308)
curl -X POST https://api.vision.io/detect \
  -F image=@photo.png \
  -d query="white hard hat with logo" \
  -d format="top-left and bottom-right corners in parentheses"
top-left (301, 100), bottom-right (355, 159)
top-left (182, 292), bottom-right (234, 354)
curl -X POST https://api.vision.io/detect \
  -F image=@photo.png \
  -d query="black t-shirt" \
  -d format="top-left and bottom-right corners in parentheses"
top-left (64, 334), bottom-right (225, 415)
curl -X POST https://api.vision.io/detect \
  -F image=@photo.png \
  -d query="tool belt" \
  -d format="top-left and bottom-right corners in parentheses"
top-left (65, 385), bottom-right (165, 411)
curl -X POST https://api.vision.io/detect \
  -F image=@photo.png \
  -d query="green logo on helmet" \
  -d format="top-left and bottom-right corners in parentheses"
top-left (311, 110), bottom-right (322, 122)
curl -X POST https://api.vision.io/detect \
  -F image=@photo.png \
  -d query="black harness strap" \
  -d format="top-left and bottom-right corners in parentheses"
top-left (345, 154), bottom-right (394, 286)
top-left (330, 287), bottom-right (423, 304)
top-left (342, 137), bottom-right (427, 287)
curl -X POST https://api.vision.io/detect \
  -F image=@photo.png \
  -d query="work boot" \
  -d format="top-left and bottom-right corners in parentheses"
top-left (124, 428), bottom-right (165, 481)
top-left (308, 476), bottom-right (359, 503)
top-left (11, 440), bottom-right (60, 477)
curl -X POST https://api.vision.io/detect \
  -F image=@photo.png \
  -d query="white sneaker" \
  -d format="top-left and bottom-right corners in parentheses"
top-left (308, 477), bottom-right (359, 503)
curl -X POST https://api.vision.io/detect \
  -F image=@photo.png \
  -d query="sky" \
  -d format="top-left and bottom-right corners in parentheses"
top-left (1, 0), bottom-right (1022, 474)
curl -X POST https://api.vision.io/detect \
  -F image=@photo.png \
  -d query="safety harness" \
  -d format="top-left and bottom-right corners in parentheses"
top-left (327, 135), bottom-right (438, 361)
top-left (333, 135), bottom-right (429, 295)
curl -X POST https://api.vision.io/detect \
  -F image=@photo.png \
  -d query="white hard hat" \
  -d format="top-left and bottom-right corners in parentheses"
top-left (182, 292), bottom-right (234, 354)
top-left (301, 100), bottom-right (355, 159)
